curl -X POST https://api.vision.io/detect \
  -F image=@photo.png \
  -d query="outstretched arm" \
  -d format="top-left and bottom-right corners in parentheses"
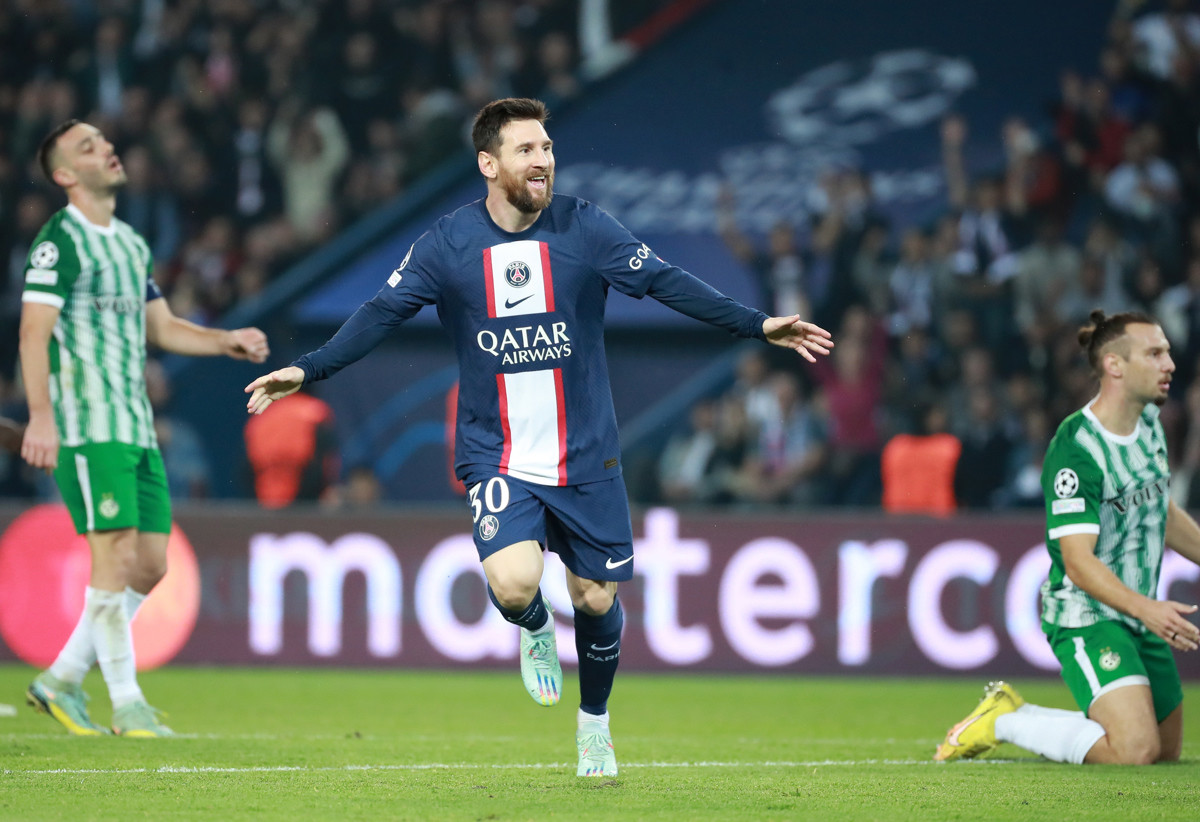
top-left (244, 296), bottom-right (410, 415)
top-left (146, 299), bottom-right (269, 362)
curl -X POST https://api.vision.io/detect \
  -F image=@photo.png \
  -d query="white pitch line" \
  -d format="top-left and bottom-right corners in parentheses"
top-left (4, 759), bottom-right (1020, 777)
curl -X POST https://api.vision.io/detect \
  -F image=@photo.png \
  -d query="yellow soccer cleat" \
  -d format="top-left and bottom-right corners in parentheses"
top-left (934, 680), bottom-right (1024, 762)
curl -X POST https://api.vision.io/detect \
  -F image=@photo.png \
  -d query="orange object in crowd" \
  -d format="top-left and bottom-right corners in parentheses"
top-left (244, 393), bottom-right (338, 508)
top-left (880, 432), bottom-right (961, 516)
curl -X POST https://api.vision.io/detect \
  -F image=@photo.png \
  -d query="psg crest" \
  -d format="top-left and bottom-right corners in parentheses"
top-left (505, 260), bottom-right (531, 288)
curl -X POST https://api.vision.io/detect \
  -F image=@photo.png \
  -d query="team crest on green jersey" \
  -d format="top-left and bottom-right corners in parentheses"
top-left (99, 494), bottom-right (120, 520)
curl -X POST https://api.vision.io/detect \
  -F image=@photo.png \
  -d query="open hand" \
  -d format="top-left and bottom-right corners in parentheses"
top-left (762, 315), bottom-right (834, 363)
top-left (245, 366), bottom-right (305, 415)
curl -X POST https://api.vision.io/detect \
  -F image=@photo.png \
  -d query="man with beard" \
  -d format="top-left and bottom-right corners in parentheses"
top-left (245, 97), bottom-right (833, 776)
top-left (20, 121), bottom-right (269, 736)
top-left (935, 311), bottom-right (1200, 766)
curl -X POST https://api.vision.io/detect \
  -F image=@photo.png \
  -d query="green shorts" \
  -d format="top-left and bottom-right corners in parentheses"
top-left (1045, 619), bottom-right (1182, 723)
top-left (55, 442), bottom-right (172, 535)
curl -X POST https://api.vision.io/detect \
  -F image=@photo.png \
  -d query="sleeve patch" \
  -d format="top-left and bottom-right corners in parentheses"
top-left (30, 241), bottom-right (59, 269)
top-left (1053, 467), bottom-right (1080, 498)
top-left (25, 268), bottom-right (58, 286)
top-left (388, 270), bottom-right (403, 287)
top-left (1052, 498), bottom-right (1086, 515)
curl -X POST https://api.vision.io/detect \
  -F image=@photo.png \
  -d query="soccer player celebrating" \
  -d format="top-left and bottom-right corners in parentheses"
top-left (21, 120), bottom-right (270, 736)
top-left (245, 98), bottom-right (833, 776)
top-left (935, 311), bottom-right (1200, 765)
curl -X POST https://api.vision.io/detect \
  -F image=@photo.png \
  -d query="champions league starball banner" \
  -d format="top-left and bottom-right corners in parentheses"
top-left (2, 505), bottom-right (1198, 678)
top-left (293, 0), bottom-right (1107, 328)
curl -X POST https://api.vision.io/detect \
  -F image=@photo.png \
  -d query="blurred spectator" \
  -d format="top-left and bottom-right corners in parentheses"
top-left (145, 360), bottom-right (210, 500)
top-left (880, 403), bottom-right (961, 516)
top-left (1013, 218), bottom-right (1082, 337)
top-left (268, 103), bottom-right (351, 245)
top-left (810, 309), bottom-right (887, 505)
top-left (244, 392), bottom-right (340, 508)
top-left (1104, 123), bottom-right (1181, 263)
top-left (1127, 0), bottom-right (1200, 79)
top-left (115, 143), bottom-right (182, 262)
top-left (954, 387), bottom-right (1017, 508)
top-left (886, 228), bottom-right (938, 338)
top-left (340, 464), bottom-right (384, 508)
top-left (942, 115), bottom-right (1028, 351)
top-left (730, 373), bottom-right (828, 505)
top-left (717, 186), bottom-right (807, 319)
top-left (999, 406), bottom-right (1052, 508)
top-left (656, 398), bottom-right (720, 505)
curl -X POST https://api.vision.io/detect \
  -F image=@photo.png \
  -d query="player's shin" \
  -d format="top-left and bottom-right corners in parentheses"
top-left (575, 596), bottom-right (623, 715)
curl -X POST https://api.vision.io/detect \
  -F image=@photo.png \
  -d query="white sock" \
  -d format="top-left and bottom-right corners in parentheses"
top-left (578, 709), bottom-right (609, 729)
top-left (88, 588), bottom-right (143, 709)
top-left (48, 587), bottom-right (99, 685)
top-left (51, 587), bottom-right (150, 682)
top-left (124, 587), bottom-right (148, 622)
top-left (995, 703), bottom-right (1106, 764)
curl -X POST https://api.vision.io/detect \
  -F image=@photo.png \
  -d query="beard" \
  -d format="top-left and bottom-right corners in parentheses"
top-left (498, 166), bottom-right (553, 214)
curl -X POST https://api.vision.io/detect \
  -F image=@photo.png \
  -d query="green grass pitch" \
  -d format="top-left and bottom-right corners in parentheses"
top-left (1, 664), bottom-right (1198, 820)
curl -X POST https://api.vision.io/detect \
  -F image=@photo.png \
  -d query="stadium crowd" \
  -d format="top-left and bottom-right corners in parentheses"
top-left (4, 0), bottom-right (1200, 512)
top-left (653, 0), bottom-right (1200, 511)
top-left (0, 0), bottom-right (663, 500)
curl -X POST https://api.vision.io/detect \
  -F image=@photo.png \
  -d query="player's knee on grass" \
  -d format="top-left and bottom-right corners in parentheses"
top-left (1108, 729), bottom-right (1160, 765)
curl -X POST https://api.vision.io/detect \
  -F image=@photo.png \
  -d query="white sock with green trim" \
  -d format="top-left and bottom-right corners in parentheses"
top-left (89, 588), bottom-right (143, 709)
top-left (995, 703), bottom-right (1106, 764)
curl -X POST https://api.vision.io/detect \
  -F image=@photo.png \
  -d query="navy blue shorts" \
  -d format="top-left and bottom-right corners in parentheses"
top-left (462, 471), bottom-right (635, 582)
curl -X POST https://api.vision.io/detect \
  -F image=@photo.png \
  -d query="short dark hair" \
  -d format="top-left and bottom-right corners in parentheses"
top-left (37, 119), bottom-right (82, 183)
top-left (471, 98), bottom-right (548, 155)
top-left (1078, 309), bottom-right (1158, 370)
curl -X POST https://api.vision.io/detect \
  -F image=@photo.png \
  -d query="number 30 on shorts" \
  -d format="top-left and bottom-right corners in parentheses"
top-left (468, 477), bottom-right (510, 522)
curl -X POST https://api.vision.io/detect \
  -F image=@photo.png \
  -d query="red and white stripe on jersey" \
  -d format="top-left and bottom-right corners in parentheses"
top-left (496, 368), bottom-right (567, 486)
top-left (482, 240), bottom-right (556, 318)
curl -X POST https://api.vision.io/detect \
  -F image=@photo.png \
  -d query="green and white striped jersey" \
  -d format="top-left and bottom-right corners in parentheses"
top-left (1040, 402), bottom-right (1170, 632)
top-left (21, 204), bottom-right (161, 448)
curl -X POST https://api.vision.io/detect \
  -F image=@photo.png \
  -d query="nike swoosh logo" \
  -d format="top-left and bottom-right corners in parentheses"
top-left (605, 556), bottom-right (633, 570)
top-left (945, 714), bottom-right (981, 747)
top-left (590, 640), bottom-right (619, 652)
top-left (504, 294), bottom-right (535, 309)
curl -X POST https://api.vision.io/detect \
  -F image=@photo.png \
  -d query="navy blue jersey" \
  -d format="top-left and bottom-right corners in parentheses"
top-left (295, 195), bottom-right (769, 487)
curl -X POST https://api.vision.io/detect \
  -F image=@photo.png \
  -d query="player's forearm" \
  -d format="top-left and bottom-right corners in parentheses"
top-left (18, 328), bottom-right (53, 417)
top-left (1166, 499), bottom-right (1200, 565)
top-left (1064, 549), bottom-right (1158, 622)
top-left (647, 267), bottom-right (768, 341)
top-left (293, 298), bottom-right (399, 382)
top-left (149, 314), bottom-right (234, 356)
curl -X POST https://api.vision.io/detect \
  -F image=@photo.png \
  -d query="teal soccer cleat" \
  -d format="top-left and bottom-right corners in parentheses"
top-left (576, 718), bottom-right (617, 777)
top-left (518, 600), bottom-right (562, 706)
top-left (26, 672), bottom-right (107, 736)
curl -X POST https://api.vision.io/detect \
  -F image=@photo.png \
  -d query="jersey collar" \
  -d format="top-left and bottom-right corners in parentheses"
top-left (66, 203), bottom-right (117, 236)
top-left (1083, 400), bottom-right (1141, 445)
